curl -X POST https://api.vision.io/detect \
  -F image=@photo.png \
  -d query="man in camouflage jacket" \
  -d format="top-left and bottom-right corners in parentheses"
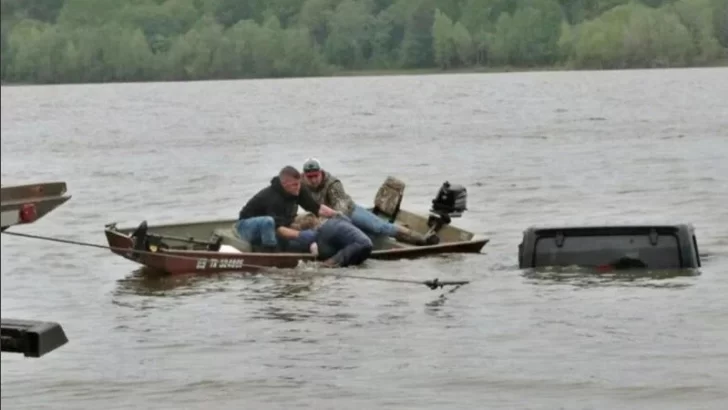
top-left (300, 158), bottom-right (436, 246)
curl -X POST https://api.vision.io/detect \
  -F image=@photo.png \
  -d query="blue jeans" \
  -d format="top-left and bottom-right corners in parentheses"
top-left (235, 216), bottom-right (277, 248)
top-left (350, 204), bottom-right (399, 237)
top-left (317, 217), bottom-right (373, 266)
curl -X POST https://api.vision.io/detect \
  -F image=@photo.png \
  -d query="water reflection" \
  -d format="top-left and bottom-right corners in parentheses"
top-left (521, 266), bottom-right (701, 289)
top-left (247, 280), bottom-right (315, 300)
top-left (112, 267), bottom-right (358, 324)
top-left (113, 268), bottom-right (251, 297)
top-left (252, 304), bottom-right (319, 323)
top-left (113, 267), bottom-right (328, 298)
top-left (424, 282), bottom-right (469, 320)
top-left (247, 276), bottom-right (361, 324)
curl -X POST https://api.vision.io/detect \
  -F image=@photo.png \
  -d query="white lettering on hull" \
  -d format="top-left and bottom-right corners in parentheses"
top-left (195, 258), bottom-right (245, 270)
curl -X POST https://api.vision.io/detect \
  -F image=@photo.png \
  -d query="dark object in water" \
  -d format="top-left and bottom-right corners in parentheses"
top-left (518, 224), bottom-right (701, 270)
top-left (1, 319), bottom-right (69, 358)
top-left (611, 256), bottom-right (648, 270)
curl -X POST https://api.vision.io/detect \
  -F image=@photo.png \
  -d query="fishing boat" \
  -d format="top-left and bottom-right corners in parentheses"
top-left (103, 177), bottom-right (489, 275)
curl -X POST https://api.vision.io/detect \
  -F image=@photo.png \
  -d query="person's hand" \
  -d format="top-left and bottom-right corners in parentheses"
top-left (320, 205), bottom-right (338, 218)
top-left (298, 229), bottom-right (317, 244)
top-left (309, 242), bottom-right (319, 256)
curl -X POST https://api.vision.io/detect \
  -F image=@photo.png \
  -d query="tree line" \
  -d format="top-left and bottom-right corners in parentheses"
top-left (1, 0), bottom-right (726, 84)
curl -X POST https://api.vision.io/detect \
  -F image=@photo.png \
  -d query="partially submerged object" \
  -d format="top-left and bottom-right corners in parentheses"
top-left (1, 318), bottom-right (70, 358)
top-left (1, 181), bottom-right (71, 358)
top-left (103, 178), bottom-right (489, 275)
top-left (518, 224), bottom-right (701, 271)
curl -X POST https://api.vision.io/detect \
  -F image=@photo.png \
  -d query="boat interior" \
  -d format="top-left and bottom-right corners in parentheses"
top-left (112, 177), bottom-right (477, 254)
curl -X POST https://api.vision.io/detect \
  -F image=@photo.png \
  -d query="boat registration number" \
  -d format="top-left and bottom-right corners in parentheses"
top-left (196, 258), bottom-right (245, 270)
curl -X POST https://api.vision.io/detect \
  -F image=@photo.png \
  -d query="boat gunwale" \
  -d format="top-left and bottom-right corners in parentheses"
top-left (103, 224), bottom-right (489, 258)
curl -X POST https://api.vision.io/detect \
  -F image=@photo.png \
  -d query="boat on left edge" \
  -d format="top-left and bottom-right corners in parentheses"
top-left (1, 181), bottom-right (71, 358)
top-left (1, 181), bottom-right (71, 231)
top-left (102, 177), bottom-right (489, 275)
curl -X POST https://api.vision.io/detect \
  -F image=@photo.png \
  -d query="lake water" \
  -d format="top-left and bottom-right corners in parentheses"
top-left (2, 68), bottom-right (728, 409)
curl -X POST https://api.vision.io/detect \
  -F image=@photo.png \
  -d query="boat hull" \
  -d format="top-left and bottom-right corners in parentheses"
top-left (1, 182), bottom-right (71, 230)
top-left (105, 227), bottom-right (316, 274)
top-left (103, 220), bottom-right (488, 275)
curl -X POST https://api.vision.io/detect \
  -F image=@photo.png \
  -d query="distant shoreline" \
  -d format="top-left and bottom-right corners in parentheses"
top-left (2, 61), bottom-right (727, 87)
top-left (332, 64), bottom-right (568, 77)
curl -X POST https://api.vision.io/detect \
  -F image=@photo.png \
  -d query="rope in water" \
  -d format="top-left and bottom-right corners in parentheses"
top-left (1, 230), bottom-right (470, 289)
top-left (2, 230), bottom-right (204, 262)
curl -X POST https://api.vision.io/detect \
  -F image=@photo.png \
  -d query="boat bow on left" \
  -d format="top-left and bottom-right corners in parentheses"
top-left (1, 181), bottom-right (71, 358)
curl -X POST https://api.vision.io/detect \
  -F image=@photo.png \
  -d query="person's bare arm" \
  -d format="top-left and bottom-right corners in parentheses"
top-left (299, 185), bottom-right (341, 218)
top-left (276, 226), bottom-right (301, 239)
top-left (318, 204), bottom-right (339, 218)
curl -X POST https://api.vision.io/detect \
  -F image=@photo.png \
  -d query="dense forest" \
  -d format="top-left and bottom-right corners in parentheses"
top-left (1, 0), bottom-right (726, 84)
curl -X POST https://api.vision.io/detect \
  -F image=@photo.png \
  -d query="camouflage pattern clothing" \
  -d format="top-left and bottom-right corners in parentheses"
top-left (306, 171), bottom-right (356, 216)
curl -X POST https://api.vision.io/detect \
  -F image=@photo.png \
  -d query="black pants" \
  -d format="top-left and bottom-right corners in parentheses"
top-left (317, 217), bottom-right (373, 267)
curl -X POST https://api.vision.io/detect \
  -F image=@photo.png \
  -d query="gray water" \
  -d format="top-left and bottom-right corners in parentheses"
top-left (2, 68), bottom-right (728, 410)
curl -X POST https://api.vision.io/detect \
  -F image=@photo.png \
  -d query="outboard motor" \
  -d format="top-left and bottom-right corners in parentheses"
top-left (427, 181), bottom-right (468, 232)
top-left (430, 181), bottom-right (467, 217)
top-left (131, 220), bottom-right (150, 253)
top-left (130, 220), bottom-right (169, 254)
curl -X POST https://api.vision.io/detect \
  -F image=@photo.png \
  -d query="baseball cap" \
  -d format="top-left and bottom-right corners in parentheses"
top-left (302, 158), bottom-right (322, 173)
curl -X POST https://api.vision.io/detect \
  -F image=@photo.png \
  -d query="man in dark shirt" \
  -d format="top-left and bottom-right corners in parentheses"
top-left (237, 165), bottom-right (339, 252)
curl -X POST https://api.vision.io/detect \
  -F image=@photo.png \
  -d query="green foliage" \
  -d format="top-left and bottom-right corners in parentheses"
top-left (1, 0), bottom-right (65, 23)
top-left (55, 0), bottom-right (126, 27)
top-left (324, 0), bottom-right (374, 68)
top-left (562, 2), bottom-right (697, 68)
top-left (460, 0), bottom-right (517, 34)
top-left (671, 0), bottom-right (724, 62)
top-left (558, 0), bottom-right (630, 25)
top-left (1, 0), bottom-right (725, 84)
top-left (713, 0), bottom-right (728, 48)
top-left (399, 0), bottom-right (437, 68)
top-left (488, 0), bottom-right (563, 66)
top-left (432, 9), bottom-right (456, 68)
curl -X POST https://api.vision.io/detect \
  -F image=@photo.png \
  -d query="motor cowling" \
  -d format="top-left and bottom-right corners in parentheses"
top-left (430, 181), bottom-right (467, 217)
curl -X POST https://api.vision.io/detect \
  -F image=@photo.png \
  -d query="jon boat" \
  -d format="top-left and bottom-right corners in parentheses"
top-left (103, 177), bottom-right (489, 275)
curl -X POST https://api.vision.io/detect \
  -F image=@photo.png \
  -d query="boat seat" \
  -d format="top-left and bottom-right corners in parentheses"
top-left (212, 224), bottom-right (252, 252)
top-left (373, 176), bottom-right (405, 222)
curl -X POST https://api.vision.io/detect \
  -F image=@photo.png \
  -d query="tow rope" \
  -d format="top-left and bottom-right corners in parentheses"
top-left (2, 230), bottom-right (471, 290)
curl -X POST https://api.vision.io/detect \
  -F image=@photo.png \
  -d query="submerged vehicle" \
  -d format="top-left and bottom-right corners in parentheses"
top-left (1, 181), bottom-right (71, 358)
top-left (518, 224), bottom-right (701, 271)
top-left (103, 177), bottom-right (489, 275)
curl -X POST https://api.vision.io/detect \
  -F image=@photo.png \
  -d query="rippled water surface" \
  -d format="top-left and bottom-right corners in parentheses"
top-left (2, 68), bottom-right (728, 409)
